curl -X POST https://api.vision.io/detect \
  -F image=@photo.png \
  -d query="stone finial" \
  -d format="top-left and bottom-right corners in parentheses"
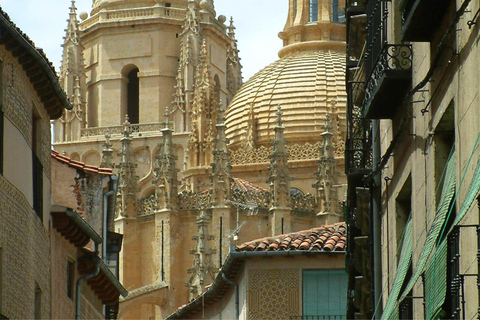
top-left (226, 16), bottom-right (242, 97)
top-left (116, 116), bottom-right (138, 217)
top-left (153, 107), bottom-right (179, 211)
top-left (171, 68), bottom-right (186, 114)
top-left (267, 105), bottom-right (292, 209)
top-left (313, 114), bottom-right (340, 219)
top-left (123, 114), bottom-right (131, 136)
top-left (100, 130), bottom-right (114, 169)
top-left (227, 17), bottom-right (236, 39)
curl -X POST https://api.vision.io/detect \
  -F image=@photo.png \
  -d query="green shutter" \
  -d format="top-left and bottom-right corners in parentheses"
top-left (303, 270), bottom-right (347, 316)
top-left (398, 151), bottom-right (456, 302)
top-left (424, 239), bottom-right (448, 319)
top-left (451, 155), bottom-right (480, 228)
top-left (381, 216), bottom-right (413, 319)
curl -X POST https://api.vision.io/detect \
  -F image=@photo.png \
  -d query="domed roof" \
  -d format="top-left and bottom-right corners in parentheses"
top-left (225, 50), bottom-right (346, 149)
top-left (92, 0), bottom-right (158, 14)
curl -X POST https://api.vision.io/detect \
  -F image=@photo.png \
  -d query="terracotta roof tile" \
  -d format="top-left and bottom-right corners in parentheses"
top-left (52, 150), bottom-right (113, 175)
top-left (235, 222), bottom-right (346, 252)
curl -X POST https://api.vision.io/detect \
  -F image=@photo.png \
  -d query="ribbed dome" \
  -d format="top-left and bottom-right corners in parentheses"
top-left (92, 0), bottom-right (158, 14)
top-left (225, 50), bottom-right (346, 149)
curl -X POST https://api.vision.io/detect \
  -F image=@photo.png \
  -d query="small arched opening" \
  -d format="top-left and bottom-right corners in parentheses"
top-left (121, 65), bottom-right (140, 124)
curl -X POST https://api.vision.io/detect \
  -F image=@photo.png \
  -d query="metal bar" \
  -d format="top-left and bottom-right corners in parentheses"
top-left (460, 275), bottom-right (466, 320)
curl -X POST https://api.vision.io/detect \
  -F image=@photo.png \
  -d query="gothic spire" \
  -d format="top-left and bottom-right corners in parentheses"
top-left (117, 115), bottom-right (138, 217)
top-left (55, 0), bottom-right (87, 142)
top-left (171, 67), bottom-right (186, 115)
top-left (211, 102), bottom-right (232, 207)
top-left (313, 113), bottom-right (340, 217)
top-left (226, 17), bottom-right (242, 98)
top-left (188, 39), bottom-right (217, 168)
top-left (153, 107), bottom-right (179, 211)
top-left (267, 105), bottom-right (292, 209)
top-left (186, 210), bottom-right (218, 300)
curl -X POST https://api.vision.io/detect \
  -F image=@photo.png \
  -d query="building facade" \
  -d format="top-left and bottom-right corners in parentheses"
top-left (346, 0), bottom-right (480, 318)
top-left (0, 7), bottom-right (70, 318)
top-left (0, 7), bottom-right (127, 319)
top-left (52, 0), bottom-right (349, 318)
top-left (167, 223), bottom-right (347, 320)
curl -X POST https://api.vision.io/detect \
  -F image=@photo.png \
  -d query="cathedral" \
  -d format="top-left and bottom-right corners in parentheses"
top-left (52, 0), bottom-right (347, 318)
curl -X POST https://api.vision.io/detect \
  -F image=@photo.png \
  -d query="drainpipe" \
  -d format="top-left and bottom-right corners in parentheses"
top-left (221, 272), bottom-right (239, 320)
top-left (103, 175), bottom-right (119, 258)
top-left (76, 245), bottom-right (101, 320)
top-left (372, 119), bottom-right (383, 318)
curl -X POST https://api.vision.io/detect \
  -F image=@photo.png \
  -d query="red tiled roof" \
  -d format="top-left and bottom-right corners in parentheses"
top-left (232, 177), bottom-right (268, 193)
top-left (235, 222), bottom-right (346, 252)
top-left (51, 150), bottom-right (113, 175)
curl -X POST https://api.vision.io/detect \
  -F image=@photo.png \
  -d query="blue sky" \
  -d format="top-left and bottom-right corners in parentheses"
top-left (0, 0), bottom-right (288, 81)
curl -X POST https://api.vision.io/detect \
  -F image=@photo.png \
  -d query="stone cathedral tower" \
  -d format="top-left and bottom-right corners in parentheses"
top-left (53, 0), bottom-right (346, 318)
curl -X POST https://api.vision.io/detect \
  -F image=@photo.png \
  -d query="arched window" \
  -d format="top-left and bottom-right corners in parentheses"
top-left (290, 187), bottom-right (305, 196)
top-left (127, 68), bottom-right (140, 124)
top-left (309, 0), bottom-right (318, 22)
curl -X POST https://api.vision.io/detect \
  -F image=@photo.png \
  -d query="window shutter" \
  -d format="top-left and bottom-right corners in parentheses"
top-left (382, 216), bottom-right (413, 319)
top-left (424, 239), bottom-right (448, 319)
top-left (398, 150), bottom-right (456, 302)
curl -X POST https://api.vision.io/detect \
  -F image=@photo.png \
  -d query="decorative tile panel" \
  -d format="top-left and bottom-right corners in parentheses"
top-left (248, 268), bottom-right (300, 320)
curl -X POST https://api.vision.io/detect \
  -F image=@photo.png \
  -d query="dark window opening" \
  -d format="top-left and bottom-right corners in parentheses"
top-left (395, 175), bottom-right (412, 262)
top-left (127, 68), bottom-right (139, 124)
top-left (67, 260), bottom-right (75, 300)
top-left (0, 108), bottom-right (3, 176)
top-left (32, 108), bottom-right (43, 222)
top-left (434, 100), bottom-right (455, 207)
top-left (0, 61), bottom-right (3, 176)
top-left (165, 3), bottom-right (171, 7)
top-left (34, 282), bottom-right (41, 319)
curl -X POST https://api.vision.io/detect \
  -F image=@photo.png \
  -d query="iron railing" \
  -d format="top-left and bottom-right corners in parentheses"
top-left (363, 44), bottom-right (413, 113)
top-left (365, 0), bottom-right (388, 78)
top-left (290, 316), bottom-right (345, 320)
top-left (346, 57), bottom-right (372, 174)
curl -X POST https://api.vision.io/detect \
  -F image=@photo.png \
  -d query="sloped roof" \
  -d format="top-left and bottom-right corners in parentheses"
top-left (235, 222), bottom-right (346, 252)
top-left (52, 150), bottom-right (113, 175)
top-left (0, 7), bottom-right (72, 118)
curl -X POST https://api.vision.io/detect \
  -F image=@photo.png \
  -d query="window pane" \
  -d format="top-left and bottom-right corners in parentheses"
top-left (310, 0), bottom-right (318, 22)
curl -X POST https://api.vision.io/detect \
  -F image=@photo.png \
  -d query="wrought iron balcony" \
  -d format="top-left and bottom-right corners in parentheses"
top-left (399, 0), bottom-right (452, 41)
top-left (363, 44), bottom-right (412, 119)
